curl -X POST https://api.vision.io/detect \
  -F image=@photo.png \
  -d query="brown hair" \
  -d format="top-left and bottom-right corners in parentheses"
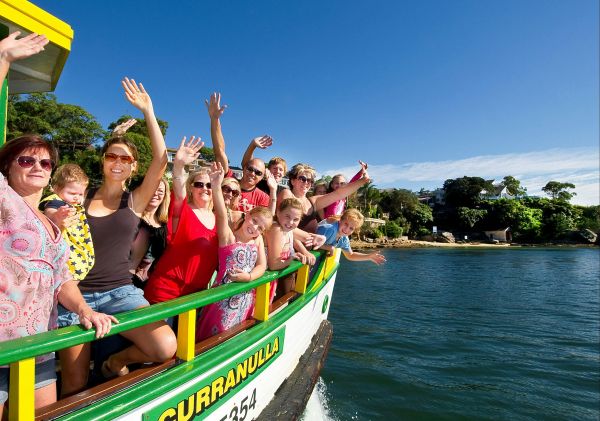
top-left (0, 135), bottom-right (58, 178)
top-left (287, 163), bottom-right (316, 188)
top-left (233, 206), bottom-right (273, 232)
top-left (101, 136), bottom-right (139, 161)
top-left (278, 197), bottom-right (303, 213)
top-left (268, 157), bottom-right (287, 174)
top-left (51, 164), bottom-right (89, 189)
top-left (328, 174), bottom-right (346, 192)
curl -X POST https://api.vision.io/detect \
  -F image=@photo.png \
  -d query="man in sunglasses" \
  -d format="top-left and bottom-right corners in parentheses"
top-left (206, 93), bottom-right (276, 214)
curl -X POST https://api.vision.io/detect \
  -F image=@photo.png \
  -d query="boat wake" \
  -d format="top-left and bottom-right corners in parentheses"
top-left (301, 378), bottom-right (336, 421)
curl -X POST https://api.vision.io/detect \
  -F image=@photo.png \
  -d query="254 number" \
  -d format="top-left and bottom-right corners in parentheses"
top-left (220, 389), bottom-right (257, 421)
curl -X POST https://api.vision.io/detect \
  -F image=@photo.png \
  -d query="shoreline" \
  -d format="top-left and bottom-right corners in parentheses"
top-left (349, 239), bottom-right (598, 250)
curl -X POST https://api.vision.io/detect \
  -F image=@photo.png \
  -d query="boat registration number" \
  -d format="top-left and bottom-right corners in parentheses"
top-left (219, 388), bottom-right (257, 421)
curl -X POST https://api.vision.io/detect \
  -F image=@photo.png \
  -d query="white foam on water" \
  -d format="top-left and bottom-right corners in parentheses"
top-left (301, 378), bottom-right (336, 421)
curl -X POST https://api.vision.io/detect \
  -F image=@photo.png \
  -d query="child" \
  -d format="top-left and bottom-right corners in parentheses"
top-left (197, 162), bottom-right (273, 341)
top-left (265, 198), bottom-right (316, 300)
top-left (40, 164), bottom-right (95, 281)
top-left (316, 208), bottom-right (386, 265)
top-left (322, 161), bottom-right (368, 219)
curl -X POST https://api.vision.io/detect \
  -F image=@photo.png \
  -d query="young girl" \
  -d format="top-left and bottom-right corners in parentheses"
top-left (196, 162), bottom-right (273, 341)
top-left (265, 198), bottom-right (316, 300)
top-left (322, 161), bottom-right (368, 219)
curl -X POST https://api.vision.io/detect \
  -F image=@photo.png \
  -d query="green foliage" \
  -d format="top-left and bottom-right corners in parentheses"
top-left (542, 181), bottom-right (576, 202)
top-left (501, 175), bottom-right (527, 196)
top-left (443, 176), bottom-right (494, 207)
top-left (378, 189), bottom-right (431, 236)
top-left (576, 205), bottom-right (600, 232)
top-left (383, 221), bottom-right (403, 238)
top-left (457, 207), bottom-right (488, 229)
top-left (8, 93), bottom-right (106, 154)
top-left (360, 225), bottom-right (384, 239)
top-left (200, 146), bottom-right (215, 162)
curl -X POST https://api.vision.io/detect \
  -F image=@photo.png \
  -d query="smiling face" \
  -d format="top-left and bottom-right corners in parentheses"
top-left (242, 213), bottom-right (271, 239)
top-left (277, 206), bottom-right (302, 232)
top-left (269, 163), bottom-right (285, 183)
top-left (291, 170), bottom-right (314, 196)
top-left (8, 147), bottom-right (53, 195)
top-left (102, 143), bottom-right (137, 183)
top-left (147, 180), bottom-right (167, 210)
top-left (330, 175), bottom-right (347, 191)
top-left (241, 158), bottom-right (266, 188)
top-left (55, 181), bottom-right (87, 206)
top-left (221, 180), bottom-right (241, 210)
top-left (190, 172), bottom-right (212, 207)
top-left (338, 218), bottom-right (360, 237)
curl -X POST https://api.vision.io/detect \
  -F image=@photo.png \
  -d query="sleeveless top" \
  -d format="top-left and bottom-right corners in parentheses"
top-left (144, 193), bottom-right (219, 304)
top-left (298, 198), bottom-right (320, 232)
top-left (80, 188), bottom-right (139, 292)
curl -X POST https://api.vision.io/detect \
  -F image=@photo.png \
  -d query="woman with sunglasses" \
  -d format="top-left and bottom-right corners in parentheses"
top-left (278, 163), bottom-right (371, 233)
top-left (144, 136), bottom-right (219, 306)
top-left (0, 31), bottom-right (119, 416)
top-left (222, 177), bottom-right (244, 226)
top-left (57, 78), bottom-right (177, 397)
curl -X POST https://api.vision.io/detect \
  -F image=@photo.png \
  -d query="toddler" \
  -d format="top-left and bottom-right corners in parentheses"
top-left (40, 164), bottom-right (95, 280)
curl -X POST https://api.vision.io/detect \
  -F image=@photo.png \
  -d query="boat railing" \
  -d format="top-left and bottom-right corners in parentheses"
top-left (0, 248), bottom-right (341, 421)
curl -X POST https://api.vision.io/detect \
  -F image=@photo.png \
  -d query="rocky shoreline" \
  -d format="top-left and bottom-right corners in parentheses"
top-left (349, 239), bottom-right (598, 250)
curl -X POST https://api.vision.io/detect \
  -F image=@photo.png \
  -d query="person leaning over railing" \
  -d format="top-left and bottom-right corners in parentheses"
top-left (56, 78), bottom-right (177, 397)
top-left (0, 31), bottom-right (118, 418)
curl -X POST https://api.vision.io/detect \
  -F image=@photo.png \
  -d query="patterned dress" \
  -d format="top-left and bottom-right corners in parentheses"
top-left (0, 174), bottom-right (70, 363)
top-left (196, 242), bottom-right (258, 341)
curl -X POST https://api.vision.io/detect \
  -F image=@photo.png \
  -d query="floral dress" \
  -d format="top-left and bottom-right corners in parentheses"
top-left (196, 242), bottom-right (257, 341)
top-left (0, 173), bottom-right (70, 364)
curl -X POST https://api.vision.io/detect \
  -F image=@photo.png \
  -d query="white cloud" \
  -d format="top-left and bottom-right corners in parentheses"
top-left (321, 147), bottom-right (599, 206)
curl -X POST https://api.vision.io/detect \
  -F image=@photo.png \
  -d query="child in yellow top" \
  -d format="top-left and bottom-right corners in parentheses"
top-left (40, 164), bottom-right (95, 280)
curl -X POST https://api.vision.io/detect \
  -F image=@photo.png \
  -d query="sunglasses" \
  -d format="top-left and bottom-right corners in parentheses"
top-left (193, 181), bottom-right (212, 189)
top-left (296, 175), bottom-right (313, 184)
top-left (16, 156), bottom-right (55, 172)
top-left (245, 166), bottom-right (264, 177)
top-left (222, 185), bottom-right (240, 197)
top-left (104, 152), bottom-right (135, 164)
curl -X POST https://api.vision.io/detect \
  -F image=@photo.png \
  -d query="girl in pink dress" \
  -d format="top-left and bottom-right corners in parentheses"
top-left (196, 162), bottom-right (273, 341)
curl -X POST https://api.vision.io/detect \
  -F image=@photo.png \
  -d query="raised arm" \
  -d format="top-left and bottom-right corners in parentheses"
top-left (170, 136), bottom-right (204, 231)
top-left (342, 249), bottom-right (386, 265)
top-left (0, 31), bottom-right (48, 81)
top-left (205, 92), bottom-right (229, 174)
top-left (122, 78), bottom-right (168, 215)
top-left (313, 171), bottom-right (370, 211)
top-left (208, 161), bottom-right (235, 246)
top-left (241, 135), bottom-right (273, 169)
top-left (265, 170), bottom-right (278, 215)
top-left (349, 161), bottom-right (368, 183)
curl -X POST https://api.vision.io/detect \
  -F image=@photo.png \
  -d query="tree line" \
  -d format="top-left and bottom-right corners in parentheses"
top-left (7, 94), bottom-right (599, 243)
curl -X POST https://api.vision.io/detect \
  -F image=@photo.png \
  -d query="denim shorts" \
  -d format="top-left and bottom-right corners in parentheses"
top-left (57, 284), bottom-right (149, 327)
top-left (0, 359), bottom-right (57, 404)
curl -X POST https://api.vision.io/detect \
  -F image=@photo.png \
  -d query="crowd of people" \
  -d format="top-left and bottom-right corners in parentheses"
top-left (0, 31), bottom-right (385, 414)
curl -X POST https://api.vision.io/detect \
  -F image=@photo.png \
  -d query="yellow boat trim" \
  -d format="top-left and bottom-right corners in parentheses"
top-left (8, 357), bottom-right (35, 421)
top-left (176, 309), bottom-right (196, 362)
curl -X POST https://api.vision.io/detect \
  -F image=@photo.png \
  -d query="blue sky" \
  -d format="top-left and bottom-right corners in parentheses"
top-left (31, 0), bottom-right (599, 205)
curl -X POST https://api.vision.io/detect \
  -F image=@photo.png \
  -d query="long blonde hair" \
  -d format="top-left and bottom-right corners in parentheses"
top-left (143, 178), bottom-right (170, 224)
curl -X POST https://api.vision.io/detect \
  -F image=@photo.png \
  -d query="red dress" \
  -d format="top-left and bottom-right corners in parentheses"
top-left (144, 194), bottom-right (218, 304)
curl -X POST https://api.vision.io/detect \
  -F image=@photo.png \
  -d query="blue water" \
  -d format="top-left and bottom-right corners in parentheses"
top-left (321, 247), bottom-right (600, 420)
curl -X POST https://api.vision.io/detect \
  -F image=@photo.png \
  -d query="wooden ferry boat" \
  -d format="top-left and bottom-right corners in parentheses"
top-left (1, 249), bottom-right (341, 421)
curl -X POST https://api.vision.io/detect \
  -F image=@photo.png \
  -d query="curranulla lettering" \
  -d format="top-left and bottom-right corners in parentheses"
top-left (158, 336), bottom-right (280, 421)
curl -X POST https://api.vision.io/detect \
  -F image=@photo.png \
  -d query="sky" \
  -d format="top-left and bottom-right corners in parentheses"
top-left (28, 0), bottom-right (599, 205)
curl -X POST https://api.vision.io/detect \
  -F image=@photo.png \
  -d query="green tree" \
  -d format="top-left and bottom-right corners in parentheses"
top-left (8, 93), bottom-right (106, 154)
top-left (576, 205), bottom-right (600, 232)
top-left (542, 181), bottom-right (576, 202)
top-left (457, 207), bottom-right (488, 229)
top-left (357, 181), bottom-right (380, 217)
top-left (443, 176), bottom-right (494, 208)
top-left (501, 175), bottom-right (527, 196)
top-left (383, 220), bottom-right (403, 238)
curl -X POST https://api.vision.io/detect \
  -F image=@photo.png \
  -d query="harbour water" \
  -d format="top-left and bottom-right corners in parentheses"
top-left (316, 247), bottom-right (599, 420)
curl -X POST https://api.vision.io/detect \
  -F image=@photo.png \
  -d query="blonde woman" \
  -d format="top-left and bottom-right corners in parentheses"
top-left (144, 137), bottom-right (219, 304)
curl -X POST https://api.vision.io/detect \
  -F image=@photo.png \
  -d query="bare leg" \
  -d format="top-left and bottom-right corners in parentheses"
top-left (58, 343), bottom-right (91, 397)
top-left (35, 382), bottom-right (57, 408)
top-left (103, 321), bottom-right (176, 375)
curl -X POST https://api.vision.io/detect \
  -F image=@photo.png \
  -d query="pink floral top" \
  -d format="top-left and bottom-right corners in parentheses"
top-left (0, 173), bottom-right (71, 363)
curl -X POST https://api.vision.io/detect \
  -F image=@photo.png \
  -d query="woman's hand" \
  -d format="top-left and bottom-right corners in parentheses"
top-left (78, 309), bottom-right (119, 339)
top-left (55, 206), bottom-right (78, 230)
top-left (358, 160), bottom-right (368, 175)
top-left (112, 118), bottom-right (137, 136)
top-left (174, 136), bottom-right (204, 166)
top-left (122, 78), bottom-right (153, 114)
top-left (0, 31), bottom-right (48, 63)
top-left (208, 161), bottom-right (225, 186)
top-left (205, 92), bottom-right (227, 120)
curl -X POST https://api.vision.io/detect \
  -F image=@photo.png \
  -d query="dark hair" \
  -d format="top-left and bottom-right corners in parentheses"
top-left (101, 136), bottom-right (139, 162)
top-left (0, 135), bottom-right (59, 178)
